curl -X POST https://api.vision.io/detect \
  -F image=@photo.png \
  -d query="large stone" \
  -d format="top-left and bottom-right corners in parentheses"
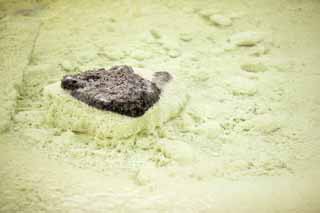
top-left (61, 65), bottom-right (171, 117)
top-left (44, 67), bottom-right (188, 140)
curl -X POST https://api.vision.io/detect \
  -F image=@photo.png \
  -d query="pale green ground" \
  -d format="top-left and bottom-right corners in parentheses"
top-left (0, 0), bottom-right (320, 212)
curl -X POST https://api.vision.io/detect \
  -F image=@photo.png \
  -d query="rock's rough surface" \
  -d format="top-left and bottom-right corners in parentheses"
top-left (61, 65), bottom-right (170, 117)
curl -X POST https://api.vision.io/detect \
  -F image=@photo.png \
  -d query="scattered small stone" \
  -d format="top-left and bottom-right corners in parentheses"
top-left (241, 62), bottom-right (268, 73)
top-left (160, 37), bottom-right (180, 51)
top-left (229, 32), bottom-right (263, 47)
top-left (61, 65), bottom-right (172, 117)
top-left (227, 77), bottom-right (257, 96)
top-left (251, 45), bottom-right (270, 56)
top-left (223, 43), bottom-right (236, 51)
top-left (168, 49), bottom-right (181, 58)
top-left (206, 34), bottom-right (216, 43)
top-left (209, 14), bottom-right (232, 27)
top-left (150, 29), bottom-right (161, 39)
top-left (242, 114), bottom-right (282, 134)
top-left (179, 33), bottom-right (193, 42)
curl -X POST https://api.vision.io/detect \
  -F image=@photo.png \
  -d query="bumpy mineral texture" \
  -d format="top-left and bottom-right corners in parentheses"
top-left (61, 65), bottom-right (171, 117)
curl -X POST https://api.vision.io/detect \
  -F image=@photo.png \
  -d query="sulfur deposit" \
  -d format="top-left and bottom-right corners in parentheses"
top-left (0, 0), bottom-right (320, 212)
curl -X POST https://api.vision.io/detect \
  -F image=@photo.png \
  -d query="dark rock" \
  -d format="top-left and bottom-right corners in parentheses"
top-left (61, 65), bottom-right (171, 117)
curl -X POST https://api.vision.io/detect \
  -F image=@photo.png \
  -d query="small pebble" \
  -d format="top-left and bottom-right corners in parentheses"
top-left (168, 49), bottom-right (181, 58)
top-left (242, 114), bottom-right (282, 134)
top-left (179, 33), bottom-right (193, 42)
top-left (251, 45), bottom-right (271, 56)
top-left (223, 43), bottom-right (236, 51)
top-left (227, 77), bottom-right (257, 96)
top-left (241, 62), bottom-right (268, 73)
top-left (210, 14), bottom-right (232, 27)
top-left (229, 32), bottom-right (263, 47)
top-left (150, 29), bottom-right (161, 39)
top-left (162, 40), bottom-right (180, 51)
